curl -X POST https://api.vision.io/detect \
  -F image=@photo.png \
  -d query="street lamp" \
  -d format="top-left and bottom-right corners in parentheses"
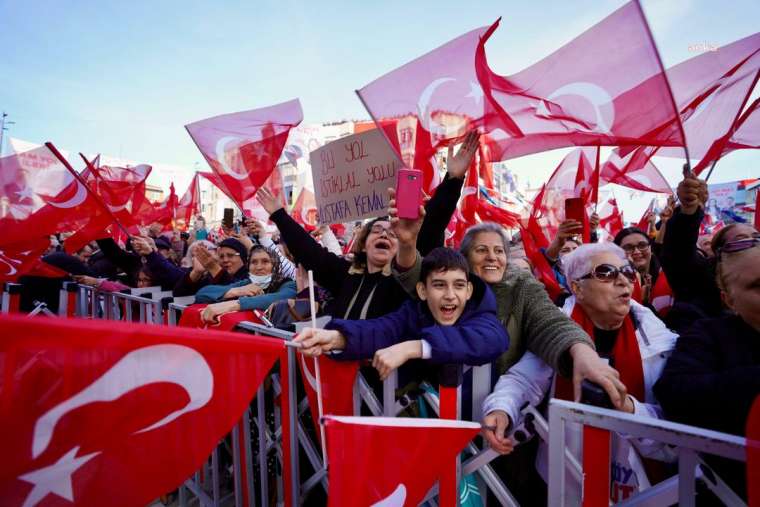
top-left (0, 112), bottom-right (16, 157)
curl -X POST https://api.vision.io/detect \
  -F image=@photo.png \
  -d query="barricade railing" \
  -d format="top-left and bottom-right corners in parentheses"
top-left (547, 399), bottom-right (748, 507)
top-left (58, 281), bottom-right (79, 317)
top-left (1, 282), bottom-right (22, 314)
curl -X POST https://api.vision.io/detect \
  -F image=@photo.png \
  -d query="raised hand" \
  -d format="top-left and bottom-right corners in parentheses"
top-left (256, 187), bottom-right (284, 216)
top-left (445, 130), bottom-right (480, 179)
top-left (387, 187), bottom-right (426, 269)
top-left (677, 171), bottom-right (707, 215)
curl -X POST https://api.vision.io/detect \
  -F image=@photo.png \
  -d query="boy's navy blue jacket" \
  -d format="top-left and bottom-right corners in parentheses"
top-left (325, 275), bottom-right (509, 365)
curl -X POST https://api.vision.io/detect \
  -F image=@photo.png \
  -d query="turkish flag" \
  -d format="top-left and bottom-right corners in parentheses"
top-left (291, 187), bottom-right (318, 227)
top-left (0, 314), bottom-right (282, 507)
top-left (635, 199), bottom-right (655, 233)
top-left (357, 23), bottom-right (504, 193)
top-left (519, 223), bottom-right (563, 302)
top-left (185, 99), bottom-right (303, 209)
top-left (178, 304), bottom-right (256, 332)
top-left (599, 198), bottom-right (624, 238)
top-left (600, 146), bottom-right (672, 194)
top-left (63, 161), bottom-right (153, 252)
top-left (476, 2), bottom-right (684, 161)
top-left (0, 145), bottom-right (104, 249)
top-left (299, 356), bottom-right (359, 443)
top-left (694, 96), bottom-right (760, 175)
top-left (530, 148), bottom-right (597, 245)
top-left (324, 415), bottom-right (479, 507)
top-left (0, 236), bottom-right (66, 283)
top-left (657, 33), bottom-right (760, 162)
top-left (175, 173), bottom-right (201, 231)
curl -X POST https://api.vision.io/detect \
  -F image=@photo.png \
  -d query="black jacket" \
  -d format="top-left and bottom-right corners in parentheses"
top-left (270, 208), bottom-right (410, 319)
top-left (660, 208), bottom-right (722, 319)
top-left (654, 315), bottom-right (760, 500)
top-left (417, 174), bottom-right (463, 256)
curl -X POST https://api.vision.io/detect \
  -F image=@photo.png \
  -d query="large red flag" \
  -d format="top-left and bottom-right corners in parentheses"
top-left (476, 2), bottom-right (685, 161)
top-left (299, 356), bottom-right (360, 443)
top-left (599, 198), bottom-right (625, 238)
top-left (0, 145), bottom-right (106, 249)
top-left (324, 416), bottom-right (479, 507)
top-left (693, 96), bottom-right (760, 174)
top-left (655, 34), bottom-right (760, 161)
top-left (0, 314), bottom-right (282, 507)
top-left (600, 146), bottom-right (672, 194)
top-left (291, 187), bottom-right (318, 226)
top-left (531, 148), bottom-right (597, 245)
top-left (185, 100), bottom-right (303, 208)
top-left (175, 173), bottom-right (201, 231)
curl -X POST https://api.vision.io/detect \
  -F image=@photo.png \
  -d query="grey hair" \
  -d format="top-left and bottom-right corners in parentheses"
top-left (561, 242), bottom-right (628, 283)
top-left (459, 222), bottom-right (510, 258)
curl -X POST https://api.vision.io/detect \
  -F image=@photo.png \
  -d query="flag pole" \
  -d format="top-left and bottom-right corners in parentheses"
top-left (633, 0), bottom-right (691, 170)
top-left (308, 269), bottom-right (328, 468)
top-left (45, 142), bottom-right (131, 238)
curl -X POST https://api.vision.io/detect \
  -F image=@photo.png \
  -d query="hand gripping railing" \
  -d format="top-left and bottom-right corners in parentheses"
top-left (547, 399), bottom-right (747, 507)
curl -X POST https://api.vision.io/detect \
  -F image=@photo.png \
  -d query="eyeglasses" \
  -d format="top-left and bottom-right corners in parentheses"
top-left (369, 225), bottom-right (397, 240)
top-left (717, 237), bottom-right (760, 260)
top-left (578, 263), bottom-right (637, 283)
top-left (218, 252), bottom-right (241, 260)
top-left (621, 241), bottom-right (650, 253)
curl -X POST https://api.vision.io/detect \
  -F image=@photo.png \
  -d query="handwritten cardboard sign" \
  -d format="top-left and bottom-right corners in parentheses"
top-left (309, 128), bottom-right (399, 225)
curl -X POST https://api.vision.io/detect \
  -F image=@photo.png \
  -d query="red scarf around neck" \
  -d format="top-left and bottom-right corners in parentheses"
top-left (555, 302), bottom-right (645, 402)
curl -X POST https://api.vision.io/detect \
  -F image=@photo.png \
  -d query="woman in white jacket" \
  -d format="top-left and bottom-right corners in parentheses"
top-left (482, 242), bottom-right (678, 504)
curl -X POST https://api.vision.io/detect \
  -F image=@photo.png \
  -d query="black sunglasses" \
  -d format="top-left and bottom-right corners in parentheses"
top-left (578, 263), bottom-right (637, 283)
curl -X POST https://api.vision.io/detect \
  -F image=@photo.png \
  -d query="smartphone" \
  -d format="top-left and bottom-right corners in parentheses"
top-left (580, 379), bottom-right (615, 409)
top-left (564, 197), bottom-right (586, 223)
top-left (396, 168), bottom-right (423, 219)
top-left (222, 208), bottom-right (234, 230)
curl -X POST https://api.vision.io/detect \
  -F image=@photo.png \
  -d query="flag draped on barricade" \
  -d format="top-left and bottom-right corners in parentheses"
top-left (0, 314), bottom-right (282, 507)
top-left (324, 416), bottom-right (480, 507)
top-left (178, 304), bottom-right (256, 331)
top-left (299, 356), bottom-right (360, 442)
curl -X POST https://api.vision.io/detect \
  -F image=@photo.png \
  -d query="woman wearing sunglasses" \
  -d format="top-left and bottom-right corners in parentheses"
top-left (654, 234), bottom-right (760, 502)
top-left (614, 227), bottom-right (674, 319)
top-left (483, 242), bottom-right (678, 503)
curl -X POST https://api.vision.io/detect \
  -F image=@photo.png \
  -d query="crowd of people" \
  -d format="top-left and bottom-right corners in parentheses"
top-left (14, 138), bottom-right (760, 505)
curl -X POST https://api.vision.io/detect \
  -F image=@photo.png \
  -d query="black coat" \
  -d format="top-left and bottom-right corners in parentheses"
top-left (270, 209), bottom-right (410, 319)
top-left (654, 315), bottom-right (760, 500)
top-left (660, 208), bottom-right (724, 329)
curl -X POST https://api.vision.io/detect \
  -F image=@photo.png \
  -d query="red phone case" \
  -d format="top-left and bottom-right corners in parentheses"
top-left (564, 197), bottom-right (585, 223)
top-left (396, 168), bottom-right (422, 219)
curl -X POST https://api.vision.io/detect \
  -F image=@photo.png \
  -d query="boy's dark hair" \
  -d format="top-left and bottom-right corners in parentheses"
top-left (420, 247), bottom-right (470, 283)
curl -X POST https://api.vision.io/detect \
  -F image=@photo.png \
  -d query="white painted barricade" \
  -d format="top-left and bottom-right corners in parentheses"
top-left (547, 399), bottom-right (748, 507)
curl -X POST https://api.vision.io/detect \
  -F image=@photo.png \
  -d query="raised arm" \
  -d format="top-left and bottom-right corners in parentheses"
top-left (258, 187), bottom-right (350, 295)
top-left (416, 131), bottom-right (478, 255)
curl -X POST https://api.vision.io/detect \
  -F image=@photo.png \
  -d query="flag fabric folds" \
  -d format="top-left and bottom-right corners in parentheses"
top-left (185, 99), bottom-right (303, 209)
top-left (0, 314), bottom-right (282, 507)
top-left (324, 415), bottom-right (480, 507)
top-left (299, 356), bottom-right (360, 443)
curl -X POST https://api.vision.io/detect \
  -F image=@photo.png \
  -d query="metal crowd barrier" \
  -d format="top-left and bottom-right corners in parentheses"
top-left (547, 399), bottom-right (748, 507)
top-left (1, 282), bottom-right (22, 314)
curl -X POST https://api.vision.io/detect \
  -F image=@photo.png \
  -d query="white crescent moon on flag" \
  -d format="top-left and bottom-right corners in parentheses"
top-left (31, 344), bottom-right (214, 459)
top-left (371, 484), bottom-right (406, 507)
top-left (417, 77), bottom-right (467, 138)
top-left (214, 135), bottom-right (250, 181)
top-left (46, 177), bottom-right (88, 209)
top-left (536, 82), bottom-right (615, 134)
top-left (0, 251), bottom-right (20, 276)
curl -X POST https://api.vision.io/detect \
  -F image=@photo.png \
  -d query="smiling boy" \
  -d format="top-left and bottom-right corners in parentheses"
top-left (294, 247), bottom-right (509, 379)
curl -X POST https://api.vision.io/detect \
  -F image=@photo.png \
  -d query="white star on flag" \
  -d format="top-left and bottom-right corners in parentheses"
top-left (465, 81), bottom-right (484, 106)
top-left (18, 446), bottom-right (99, 507)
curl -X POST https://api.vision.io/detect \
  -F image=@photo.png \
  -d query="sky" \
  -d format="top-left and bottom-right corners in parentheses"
top-left (1, 0), bottom-right (758, 220)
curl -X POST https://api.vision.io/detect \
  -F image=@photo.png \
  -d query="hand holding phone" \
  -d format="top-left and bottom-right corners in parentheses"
top-left (395, 168), bottom-right (422, 219)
